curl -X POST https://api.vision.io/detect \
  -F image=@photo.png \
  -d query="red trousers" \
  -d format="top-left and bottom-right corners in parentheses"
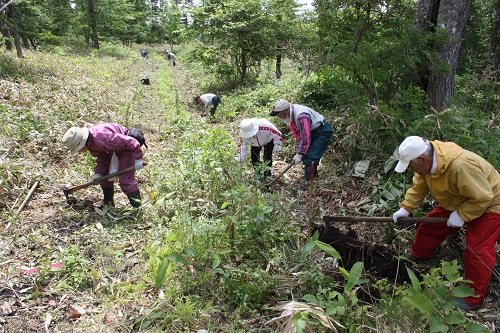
top-left (411, 205), bottom-right (500, 307)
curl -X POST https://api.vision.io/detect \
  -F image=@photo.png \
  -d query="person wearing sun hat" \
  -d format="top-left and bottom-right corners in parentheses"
top-left (62, 123), bottom-right (147, 208)
top-left (392, 136), bottom-right (500, 310)
top-left (236, 118), bottom-right (283, 179)
top-left (269, 99), bottom-right (332, 181)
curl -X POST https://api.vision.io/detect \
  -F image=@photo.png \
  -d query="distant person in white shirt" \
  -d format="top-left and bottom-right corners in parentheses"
top-left (236, 118), bottom-right (283, 179)
top-left (166, 51), bottom-right (176, 66)
top-left (194, 93), bottom-right (221, 117)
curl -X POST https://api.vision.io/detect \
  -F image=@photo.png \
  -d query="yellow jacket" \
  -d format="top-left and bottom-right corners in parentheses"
top-left (400, 140), bottom-right (500, 221)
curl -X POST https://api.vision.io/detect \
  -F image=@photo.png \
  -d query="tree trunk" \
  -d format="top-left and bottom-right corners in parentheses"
top-left (275, 51), bottom-right (282, 79)
top-left (7, 5), bottom-right (23, 57)
top-left (13, 5), bottom-right (30, 48)
top-left (415, 0), bottom-right (471, 112)
top-left (241, 49), bottom-right (247, 80)
top-left (490, 0), bottom-right (500, 69)
top-left (88, 0), bottom-right (99, 50)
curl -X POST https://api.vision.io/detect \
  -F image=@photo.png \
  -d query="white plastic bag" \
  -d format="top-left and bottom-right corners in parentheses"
top-left (108, 152), bottom-right (119, 181)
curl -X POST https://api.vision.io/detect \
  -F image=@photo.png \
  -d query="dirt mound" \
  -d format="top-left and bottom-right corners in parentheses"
top-left (318, 223), bottom-right (426, 285)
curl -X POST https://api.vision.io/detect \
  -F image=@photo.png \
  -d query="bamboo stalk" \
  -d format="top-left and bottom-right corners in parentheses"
top-left (5, 179), bottom-right (41, 230)
top-left (307, 162), bottom-right (315, 237)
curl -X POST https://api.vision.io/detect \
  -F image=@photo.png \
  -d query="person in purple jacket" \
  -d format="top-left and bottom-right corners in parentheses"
top-left (62, 123), bottom-right (147, 207)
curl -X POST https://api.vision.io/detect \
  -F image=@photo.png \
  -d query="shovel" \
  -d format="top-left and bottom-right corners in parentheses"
top-left (63, 165), bottom-right (141, 204)
top-left (266, 161), bottom-right (295, 187)
top-left (323, 216), bottom-right (448, 224)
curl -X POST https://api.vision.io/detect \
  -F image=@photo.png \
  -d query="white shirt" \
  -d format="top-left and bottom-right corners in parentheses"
top-left (238, 118), bottom-right (283, 160)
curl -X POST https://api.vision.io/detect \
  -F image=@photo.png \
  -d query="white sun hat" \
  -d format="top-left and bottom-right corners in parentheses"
top-left (239, 119), bottom-right (259, 139)
top-left (395, 136), bottom-right (430, 172)
top-left (62, 127), bottom-right (89, 154)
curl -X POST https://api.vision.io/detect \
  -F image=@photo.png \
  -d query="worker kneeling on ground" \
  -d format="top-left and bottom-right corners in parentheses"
top-left (236, 118), bottom-right (283, 180)
top-left (392, 136), bottom-right (500, 310)
top-left (62, 123), bottom-right (147, 208)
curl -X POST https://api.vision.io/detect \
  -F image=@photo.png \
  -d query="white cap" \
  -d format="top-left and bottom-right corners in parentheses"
top-left (239, 119), bottom-right (258, 138)
top-left (62, 127), bottom-right (89, 154)
top-left (395, 136), bottom-right (429, 173)
top-left (269, 99), bottom-right (290, 116)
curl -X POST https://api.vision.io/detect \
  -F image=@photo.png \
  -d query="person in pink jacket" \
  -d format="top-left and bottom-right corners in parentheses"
top-left (62, 123), bottom-right (147, 208)
top-left (236, 118), bottom-right (282, 179)
top-left (392, 136), bottom-right (500, 310)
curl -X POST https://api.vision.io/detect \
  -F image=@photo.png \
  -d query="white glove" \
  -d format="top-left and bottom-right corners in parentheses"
top-left (91, 173), bottom-right (102, 183)
top-left (392, 208), bottom-right (410, 223)
top-left (235, 155), bottom-right (244, 163)
top-left (273, 144), bottom-right (280, 158)
top-left (293, 153), bottom-right (303, 164)
top-left (134, 159), bottom-right (144, 170)
top-left (447, 211), bottom-right (465, 228)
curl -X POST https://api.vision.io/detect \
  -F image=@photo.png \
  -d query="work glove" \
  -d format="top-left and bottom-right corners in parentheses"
top-left (293, 153), bottom-right (303, 165)
top-left (273, 144), bottom-right (280, 158)
top-left (447, 211), bottom-right (465, 228)
top-left (235, 155), bottom-right (244, 163)
top-left (91, 173), bottom-right (102, 184)
top-left (392, 207), bottom-right (410, 224)
top-left (134, 159), bottom-right (144, 170)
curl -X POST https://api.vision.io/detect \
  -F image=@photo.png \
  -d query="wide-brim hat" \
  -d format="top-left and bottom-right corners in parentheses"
top-left (394, 136), bottom-right (429, 172)
top-left (62, 127), bottom-right (89, 154)
top-left (269, 99), bottom-right (290, 116)
top-left (240, 119), bottom-right (259, 138)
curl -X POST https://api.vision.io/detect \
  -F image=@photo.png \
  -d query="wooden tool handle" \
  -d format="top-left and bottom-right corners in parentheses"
top-left (65, 165), bottom-right (137, 195)
top-left (266, 162), bottom-right (295, 187)
top-left (323, 216), bottom-right (448, 223)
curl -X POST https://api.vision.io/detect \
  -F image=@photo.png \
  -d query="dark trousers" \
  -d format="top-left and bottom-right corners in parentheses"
top-left (251, 141), bottom-right (274, 178)
top-left (303, 120), bottom-right (333, 166)
top-left (210, 95), bottom-right (221, 116)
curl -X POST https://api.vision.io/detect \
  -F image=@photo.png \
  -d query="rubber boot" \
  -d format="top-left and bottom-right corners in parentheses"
top-left (304, 164), bottom-right (319, 181)
top-left (127, 190), bottom-right (142, 208)
top-left (102, 186), bottom-right (115, 207)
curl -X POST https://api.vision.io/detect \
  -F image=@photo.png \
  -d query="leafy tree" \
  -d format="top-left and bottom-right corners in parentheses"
top-left (314, 0), bottom-right (423, 108)
top-left (190, 0), bottom-right (296, 82)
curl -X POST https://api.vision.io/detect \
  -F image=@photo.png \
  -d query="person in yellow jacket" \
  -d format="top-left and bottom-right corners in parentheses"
top-left (392, 136), bottom-right (500, 310)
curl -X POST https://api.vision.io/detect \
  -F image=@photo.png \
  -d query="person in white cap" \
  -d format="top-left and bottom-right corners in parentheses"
top-left (166, 51), bottom-right (176, 66)
top-left (269, 99), bottom-right (332, 181)
top-left (392, 136), bottom-right (500, 310)
top-left (236, 118), bottom-right (283, 179)
top-left (62, 123), bottom-right (147, 208)
top-left (194, 93), bottom-right (221, 117)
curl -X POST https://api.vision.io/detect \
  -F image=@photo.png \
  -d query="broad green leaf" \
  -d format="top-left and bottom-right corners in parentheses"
top-left (406, 267), bottom-right (422, 292)
top-left (465, 322), bottom-right (489, 333)
top-left (221, 201), bottom-right (229, 209)
top-left (301, 237), bottom-right (316, 259)
top-left (302, 294), bottom-right (317, 303)
top-left (403, 293), bottom-right (434, 314)
top-left (155, 258), bottom-right (170, 290)
top-left (441, 260), bottom-right (461, 281)
top-left (345, 262), bottom-right (364, 293)
top-left (165, 254), bottom-right (189, 265)
top-left (451, 285), bottom-right (474, 297)
top-left (430, 314), bottom-right (448, 333)
top-left (314, 241), bottom-right (342, 259)
top-left (445, 311), bottom-right (465, 325)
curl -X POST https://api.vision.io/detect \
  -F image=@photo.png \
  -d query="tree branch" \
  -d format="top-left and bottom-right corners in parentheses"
top-left (0, 0), bottom-right (14, 13)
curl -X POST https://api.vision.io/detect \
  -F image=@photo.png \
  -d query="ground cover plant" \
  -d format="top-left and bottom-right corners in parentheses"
top-left (0, 43), bottom-right (499, 333)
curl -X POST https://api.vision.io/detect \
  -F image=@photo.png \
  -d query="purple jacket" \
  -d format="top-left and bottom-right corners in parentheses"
top-left (86, 123), bottom-right (143, 176)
